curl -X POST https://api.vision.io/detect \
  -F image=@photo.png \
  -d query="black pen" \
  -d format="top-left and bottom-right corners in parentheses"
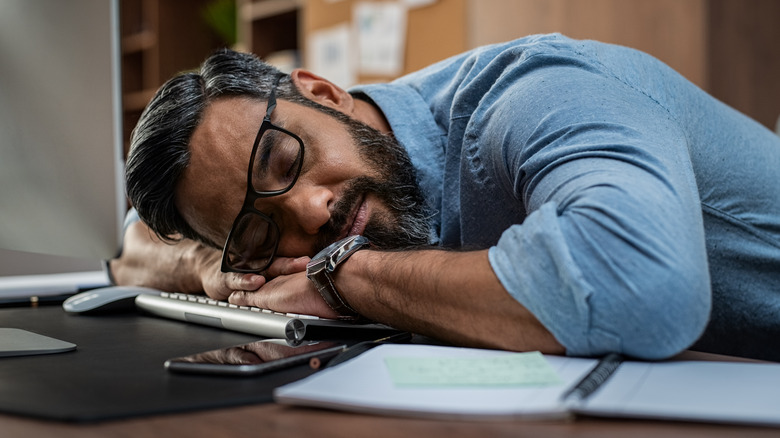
top-left (562, 352), bottom-right (624, 403)
top-left (0, 293), bottom-right (76, 307)
top-left (312, 331), bottom-right (414, 370)
top-left (308, 347), bottom-right (349, 370)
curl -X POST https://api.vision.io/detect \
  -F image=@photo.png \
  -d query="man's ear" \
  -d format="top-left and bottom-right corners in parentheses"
top-left (290, 69), bottom-right (355, 115)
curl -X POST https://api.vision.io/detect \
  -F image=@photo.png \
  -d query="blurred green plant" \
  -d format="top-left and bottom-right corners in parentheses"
top-left (201, 0), bottom-right (237, 47)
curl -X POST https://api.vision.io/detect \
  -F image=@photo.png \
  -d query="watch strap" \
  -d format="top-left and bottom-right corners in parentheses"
top-left (313, 269), bottom-right (361, 319)
top-left (307, 235), bottom-right (370, 319)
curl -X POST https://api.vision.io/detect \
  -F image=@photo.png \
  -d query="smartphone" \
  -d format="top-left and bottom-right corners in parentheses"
top-left (164, 339), bottom-right (348, 376)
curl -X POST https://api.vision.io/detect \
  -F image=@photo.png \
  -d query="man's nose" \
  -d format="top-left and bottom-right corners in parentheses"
top-left (282, 183), bottom-right (333, 236)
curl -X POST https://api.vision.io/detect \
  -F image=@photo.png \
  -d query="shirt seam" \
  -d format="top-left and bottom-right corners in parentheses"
top-left (702, 203), bottom-right (780, 249)
top-left (562, 45), bottom-right (694, 151)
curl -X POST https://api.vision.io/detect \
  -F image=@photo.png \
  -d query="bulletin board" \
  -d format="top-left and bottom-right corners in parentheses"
top-left (300, 0), bottom-right (467, 87)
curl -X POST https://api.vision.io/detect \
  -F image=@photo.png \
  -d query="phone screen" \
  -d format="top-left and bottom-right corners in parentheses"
top-left (164, 339), bottom-right (347, 376)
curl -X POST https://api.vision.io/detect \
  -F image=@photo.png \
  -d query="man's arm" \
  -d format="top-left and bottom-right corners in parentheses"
top-left (109, 220), bottom-right (266, 301)
top-left (342, 248), bottom-right (566, 353)
top-left (229, 247), bottom-right (566, 354)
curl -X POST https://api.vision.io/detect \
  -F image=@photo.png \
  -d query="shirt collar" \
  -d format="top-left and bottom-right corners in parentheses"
top-left (349, 83), bottom-right (444, 244)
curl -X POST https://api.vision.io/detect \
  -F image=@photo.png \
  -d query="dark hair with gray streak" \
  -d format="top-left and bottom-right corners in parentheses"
top-left (126, 49), bottom-right (324, 246)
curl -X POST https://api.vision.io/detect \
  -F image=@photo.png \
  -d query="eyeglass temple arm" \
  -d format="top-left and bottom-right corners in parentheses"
top-left (265, 76), bottom-right (281, 120)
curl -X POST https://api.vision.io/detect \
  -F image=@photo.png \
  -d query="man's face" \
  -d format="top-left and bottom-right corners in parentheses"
top-left (175, 96), bottom-right (430, 261)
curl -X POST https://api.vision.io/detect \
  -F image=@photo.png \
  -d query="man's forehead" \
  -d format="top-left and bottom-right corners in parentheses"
top-left (196, 97), bottom-right (263, 151)
top-left (174, 97), bottom-right (262, 245)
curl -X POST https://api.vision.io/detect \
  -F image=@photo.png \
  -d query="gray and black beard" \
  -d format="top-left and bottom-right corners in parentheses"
top-left (314, 113), bottom-right (433, 253)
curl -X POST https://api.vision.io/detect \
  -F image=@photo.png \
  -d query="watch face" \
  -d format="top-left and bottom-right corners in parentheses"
top-left (317, 235), bottom-right (354, 257)
top-left (320, 239), bottom-right (346, 256)
top-left (308, 235), bottom-right (370, 274)
top-left (305, 236), bottom-right (369, 319)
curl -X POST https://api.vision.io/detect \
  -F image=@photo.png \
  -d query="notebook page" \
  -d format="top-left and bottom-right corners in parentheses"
top-left (580, 360), bottom-right (780, 426)
top-left (274, 344), bottom-right (597, 420)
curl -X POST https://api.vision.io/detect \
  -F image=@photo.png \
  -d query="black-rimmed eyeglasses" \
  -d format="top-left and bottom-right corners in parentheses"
top-left (220, 77), bottom-right (305, 274)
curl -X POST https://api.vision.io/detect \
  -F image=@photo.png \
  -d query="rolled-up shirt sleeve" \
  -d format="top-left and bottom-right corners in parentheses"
top-left (486, 64), bottom-right (711, 360)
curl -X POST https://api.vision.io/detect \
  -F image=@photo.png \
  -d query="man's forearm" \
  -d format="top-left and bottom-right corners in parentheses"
top-left (109, 221), bottom-right (210, 293)
top-left (339, 248), bottom-right (565, 353)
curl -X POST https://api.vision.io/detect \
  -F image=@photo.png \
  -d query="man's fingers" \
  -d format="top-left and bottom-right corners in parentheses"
top-left (227, 273), bottom-right (340, 319)
top-left (228, 290), bottom-right (248, 305)
top-left (230, 273), bottom-right (265, 292)
top-left (265, 256), bottom-right (311, 277)
top-left (203, 272), bottom-right (265, 301)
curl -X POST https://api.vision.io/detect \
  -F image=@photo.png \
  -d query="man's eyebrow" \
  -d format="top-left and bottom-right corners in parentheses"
top-left (255, 129), bottom-right (277, 175)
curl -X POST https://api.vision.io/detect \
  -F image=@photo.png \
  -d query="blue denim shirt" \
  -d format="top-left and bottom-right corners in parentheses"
top-left (351, 34), bottom-right (780, 360)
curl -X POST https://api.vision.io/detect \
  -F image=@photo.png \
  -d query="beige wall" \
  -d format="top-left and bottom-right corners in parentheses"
top-left (300, 0), bottom-right (779, 129)
top-left (468, 0), bottom-right (708, 88)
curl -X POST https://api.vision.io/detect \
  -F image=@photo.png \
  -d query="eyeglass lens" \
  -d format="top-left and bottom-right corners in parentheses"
top-left (224, 212), bottom-right (279, 271)
top-left (251, 127), bottom-right (304, 193)
top-left (224, 127), bottom-right (304, 272)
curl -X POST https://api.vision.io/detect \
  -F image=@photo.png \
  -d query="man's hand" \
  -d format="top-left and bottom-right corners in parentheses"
top-left (199, 265), bottom-right (265, 301)
top-left (227, 257), bottom-right (342, 319)
top-left (110, 220), bottom-right (268, 299)
top-left (111, 220), bottom-right (330, 309)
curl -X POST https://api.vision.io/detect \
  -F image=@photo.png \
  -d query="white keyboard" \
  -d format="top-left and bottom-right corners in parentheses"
top-left (135, 292), bottom-right (396, 343)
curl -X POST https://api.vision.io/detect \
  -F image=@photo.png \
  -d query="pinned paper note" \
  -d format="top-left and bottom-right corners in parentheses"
top-left (384, 351), bottom-right (563, 387)
top-left (307, 24), bottom-right (356, 89)
top-left (353, 1), bottom-right (407, 76)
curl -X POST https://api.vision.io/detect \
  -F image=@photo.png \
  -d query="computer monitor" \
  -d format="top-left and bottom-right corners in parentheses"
top-left (0, 0), bottom-right (125, 276)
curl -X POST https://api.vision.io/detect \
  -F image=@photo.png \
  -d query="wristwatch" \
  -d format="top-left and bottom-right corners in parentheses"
top-left (307, 235), bottom-right (371, 319)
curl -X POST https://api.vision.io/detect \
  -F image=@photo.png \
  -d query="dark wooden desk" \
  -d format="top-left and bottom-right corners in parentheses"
top-left (1, 306), bottom-right (777, 436)
top-left (3, 402), bottom-right (780, 438)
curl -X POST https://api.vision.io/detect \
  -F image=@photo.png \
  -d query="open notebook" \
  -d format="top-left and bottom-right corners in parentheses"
top-left (275, 343), bottom-right (780, 426)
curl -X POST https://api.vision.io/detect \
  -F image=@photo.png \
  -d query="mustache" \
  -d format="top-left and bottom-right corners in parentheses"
top-left (314, 177), bottom-right (373, 253)
top-left (314, 175), bottom-right (431, 254)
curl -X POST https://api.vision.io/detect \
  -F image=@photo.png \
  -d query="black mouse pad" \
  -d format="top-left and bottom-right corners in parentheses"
top-left (0, 306), bottom-right (318, 422)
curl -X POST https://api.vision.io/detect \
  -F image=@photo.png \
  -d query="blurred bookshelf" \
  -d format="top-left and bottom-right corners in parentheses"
top-left (119, 0), bottom-right (228, 154)
top-left (120, 0), bottom-right (778, 140)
